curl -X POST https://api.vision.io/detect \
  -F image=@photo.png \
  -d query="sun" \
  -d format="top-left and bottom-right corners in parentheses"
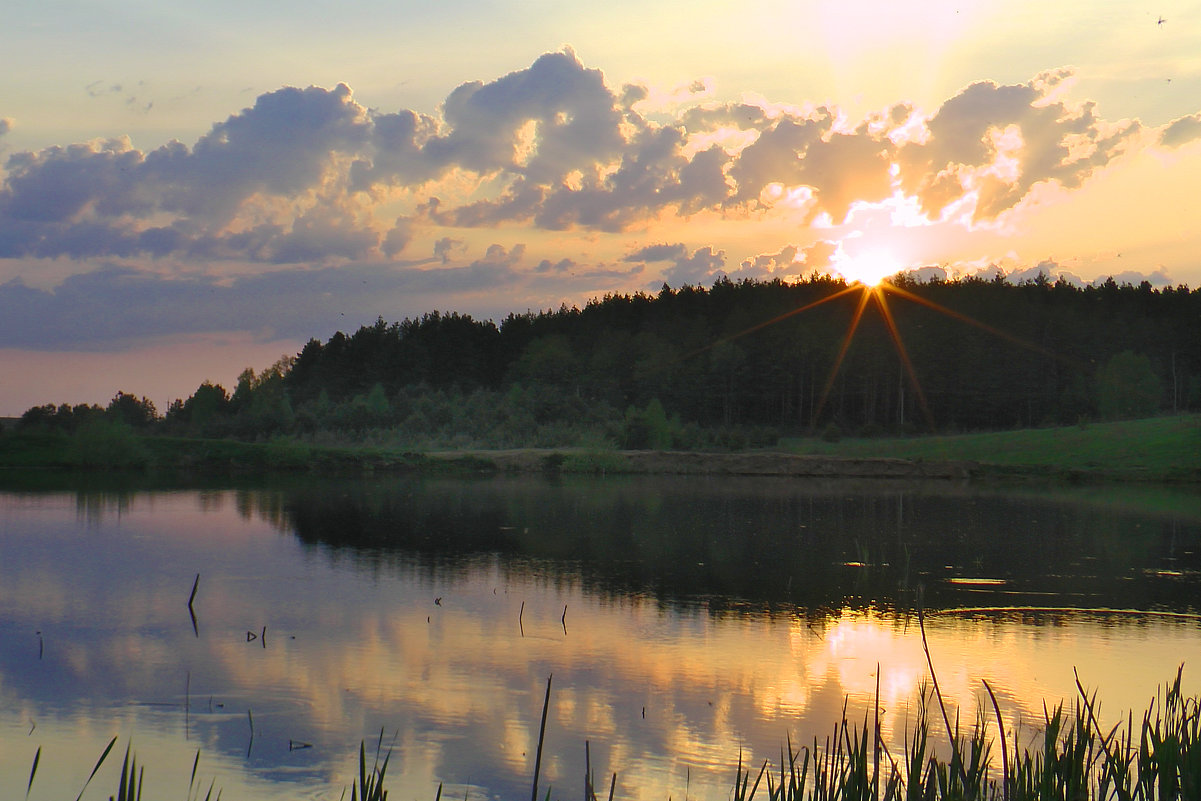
top-left (835, 250), bottom-right (901, 287)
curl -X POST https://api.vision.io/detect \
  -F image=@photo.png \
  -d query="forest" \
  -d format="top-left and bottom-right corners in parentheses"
top-left (16, 273), bottom-right (1201, 450)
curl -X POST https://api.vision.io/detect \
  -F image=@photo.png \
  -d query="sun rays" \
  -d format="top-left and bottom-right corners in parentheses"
top-left (811, 280), bottom-right (935, 430)
top-left (691, 271), bottom-right (1070, 434)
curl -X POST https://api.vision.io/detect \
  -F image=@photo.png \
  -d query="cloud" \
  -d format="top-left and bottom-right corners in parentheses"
top-left (727, 114), bottom-right (833, 206)
top-left (621, 241), bottom-right (725, 285)
top-left (901, 265), bottom-right (951, 283)
top-left (535, 257), bottom-right (576, 274)
top-left (0, 241), bottom-right (533, 349)
top-left (1160, 113), bottom-right (1201, 148)
top-left (798, 240), bottom-right (839, 271)
top-left (0, 51), bottom-right (1186, 272)
top-left (661, 245), bottom-right (726, 286)
top-left (0, 84), bottom-right (374, 262)
top-left (1095, 268), bottom-right (1174, 287)
top-left (428, 49), bottom-right (626, 183)
top-left (959, 259), bottom-right (1174, 289)
top-left (897, 71), bottom-right (1140, 221)
top-left (735, 245), bottom-right (798, 279)
top-left (433, 236), bottom-right (467, 264)
top-left (85, 81), bottom-right (124, 98)
top-left (625, 242), bottom-right (689, 262)
top-left (1004, 259), bottom-right (1063, 284)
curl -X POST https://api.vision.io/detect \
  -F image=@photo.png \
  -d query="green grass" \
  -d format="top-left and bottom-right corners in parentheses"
top-left (785, 414), bottom-right (1201, 481)
top-left (3, 413), bottom-right (1199, 482)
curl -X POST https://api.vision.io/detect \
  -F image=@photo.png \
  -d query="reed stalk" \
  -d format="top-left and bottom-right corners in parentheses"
top-left (26, 668), bottom-right (1201, 801)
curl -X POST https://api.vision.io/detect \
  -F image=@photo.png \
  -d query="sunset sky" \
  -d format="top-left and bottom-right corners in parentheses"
top-left (3, 0), bottom-right (1200, 414)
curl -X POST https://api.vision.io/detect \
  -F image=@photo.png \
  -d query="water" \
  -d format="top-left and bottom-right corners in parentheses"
top-left (1, 475), bottom-right (1199, 800)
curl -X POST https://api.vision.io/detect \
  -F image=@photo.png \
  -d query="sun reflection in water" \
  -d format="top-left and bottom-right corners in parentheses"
top-left (4, 490), bottom-right (1201, 801)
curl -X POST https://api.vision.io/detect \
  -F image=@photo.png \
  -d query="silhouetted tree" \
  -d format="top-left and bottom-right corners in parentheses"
top-left (106, 392), bottom-right (158, 428)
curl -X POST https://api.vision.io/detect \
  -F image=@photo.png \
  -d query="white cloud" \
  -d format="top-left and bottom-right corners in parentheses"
top-left (897, 73), bottom-right (1141, 222)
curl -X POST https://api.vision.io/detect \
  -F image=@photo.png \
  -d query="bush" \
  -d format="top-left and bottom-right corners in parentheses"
top-left (857, 421), bottom-right (884, 438)
top-left (67, 419), bottom-right (150, 469)
top-left (264, 436), bottom-right (313, 470)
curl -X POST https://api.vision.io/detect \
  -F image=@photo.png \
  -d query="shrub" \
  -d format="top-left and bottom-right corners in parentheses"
top-left (67, 419), bottom-right (150, 469)
top-left (264, 436), bottom-right (313, 470)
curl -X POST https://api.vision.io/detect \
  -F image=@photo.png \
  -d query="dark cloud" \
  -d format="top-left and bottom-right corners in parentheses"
top-left (1161, 113), bottom-right (1201, 148)
top-left (267, 204), bottom-right (380, 264)
top-left (150, 83), bottom-right (370, 222)
top-left (625, 242), bottom-right (689, 262)
top-left (727, 114), bottom-right (834, 206)
top-left (432, 236), bottom-right (466, 264)
top-left (1096, 268), bottom-right (1173, 287)
top-left (1001, 260), bottom-right (1060, 284)
top-left (621, 241), bottom-right (725, 285)
top-left (661, 245), bottom-right (726, 286)
top-left (901, 265), bottom-right (952, 283)
top-left (966, 260), bottom-right (1171, 288)
top-left (528, 255), bottom-right (644, 285)
top-left (382, 216), bottom-right (416, 258)
top-left (535, 257), bottom-right (576, 274)
top-left (85, 81), bottom-right (124, 98)
top-left (0, 84), bottom-right (373, 262)
top-left (680, 102), bottom-right (771, 133)
top-left (348, 109), bottom-right (441, 190)
top-left (0, 249), bottom-right (534, 349)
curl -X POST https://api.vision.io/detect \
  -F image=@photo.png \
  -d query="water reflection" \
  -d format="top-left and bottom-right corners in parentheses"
top-left (267, 475), bottom-right (1201, 614)
top-left (0, 477), bottom-right (1199, 800)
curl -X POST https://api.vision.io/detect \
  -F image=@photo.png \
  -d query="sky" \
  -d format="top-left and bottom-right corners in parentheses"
top-left (2, 0), bottom-right (1201, 415)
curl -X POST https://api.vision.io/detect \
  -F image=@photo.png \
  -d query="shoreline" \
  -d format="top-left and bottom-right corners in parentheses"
top-left (431, 448), bottom-right (982, 480)
top-left (4, 419), bottom-right (1197, 483)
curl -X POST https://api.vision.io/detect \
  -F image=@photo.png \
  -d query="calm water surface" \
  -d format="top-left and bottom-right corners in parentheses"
top-left (1, 475), bottom-right (1200, 800)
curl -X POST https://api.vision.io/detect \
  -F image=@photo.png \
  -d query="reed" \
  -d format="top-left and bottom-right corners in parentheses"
top-left (349, 731), bottom-right (394, 801)
top-left (723, 666), bottom-right (1200, 801)
top-left (23, 669), bottom-right (1201, 801)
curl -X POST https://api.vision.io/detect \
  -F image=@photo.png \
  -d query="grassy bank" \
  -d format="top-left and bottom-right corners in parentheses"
top-left (2, 414), bottom-right (1198, 482)
top-left (785, 414), bottom-right (1201, 482)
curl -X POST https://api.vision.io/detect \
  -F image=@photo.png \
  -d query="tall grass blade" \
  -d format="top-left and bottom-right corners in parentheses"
top-left (25, 746), bottom-right (39, 800)
top-left (531, 674), bottom-right (553, 801)
top-left (188, 750), bottom-right (200, 799)
top-left (982, 679), bottom-right (1010, 801)
top-left (917, 603), bottom-right (967, 790)
top-left (73, 734), bottom-right (116, 801)
top-left (117, 746), bottom-right (130, 801)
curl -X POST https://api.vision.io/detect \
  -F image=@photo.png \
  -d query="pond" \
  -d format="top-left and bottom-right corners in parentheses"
top-left (1, 474), bottom-right (1200, 800)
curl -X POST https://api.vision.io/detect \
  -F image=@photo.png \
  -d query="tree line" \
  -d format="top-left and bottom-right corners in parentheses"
top-left (17, 273), bottom-right (1201, 448)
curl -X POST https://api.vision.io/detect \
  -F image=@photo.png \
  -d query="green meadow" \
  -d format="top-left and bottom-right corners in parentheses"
top-left (785, 413), bottom-right (1201, 482)
top-left (2, 413), bottom-right (1199, 482)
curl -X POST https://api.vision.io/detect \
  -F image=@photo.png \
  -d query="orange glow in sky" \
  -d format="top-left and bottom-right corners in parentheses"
top-left (1, 0), bottom-right (1200, 411)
